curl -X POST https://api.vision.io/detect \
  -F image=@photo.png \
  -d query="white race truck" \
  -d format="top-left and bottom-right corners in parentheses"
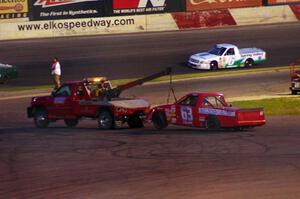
top-left (188, 43), bottom-right (266, 70)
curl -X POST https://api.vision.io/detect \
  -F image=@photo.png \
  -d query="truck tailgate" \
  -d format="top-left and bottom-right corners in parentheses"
top-left (237, 108), bottom-right (265, 126)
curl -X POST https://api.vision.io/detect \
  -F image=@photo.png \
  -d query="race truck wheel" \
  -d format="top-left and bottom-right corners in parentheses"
top-left (128, 115), bottom-right (144, 128)
top-left (0, 75), bottom-right (8, 84)
top-left (98, 110), bottom-right (115, 130)
top-left (244, 58), bottom-right (254, 67)
top-left (291, 90), bottom-right (298, 95)
top-left (64, 119), bottom-right (78, 128)
top-left (152, 111), bottom-right (168, 130)
top-left (34, 108), bottom-right (49, 128)
top-left (205, 115), bottom-right (220, 130)
top-left (210, 61), bottom-right (218, 70)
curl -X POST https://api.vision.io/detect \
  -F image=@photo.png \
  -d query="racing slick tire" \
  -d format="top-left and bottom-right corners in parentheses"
top-left (244, 58), bottom-right (254, 67)
top-left (205, 115), bottom-right (220, 130)
top-left (210, 61), bottom-right (218, 71)
top-left (128, 115), bottom-right (144, 128)
top-left (98, 110), bottom-right (115, 130)
top-left (0, 75), bottom-right (8, 84)
top-left (152, 111), bottom-right (168, 130)
top-left (64, 119), bottom-right (78, 128)
top-left (34, 108), bottom-right (49, 128)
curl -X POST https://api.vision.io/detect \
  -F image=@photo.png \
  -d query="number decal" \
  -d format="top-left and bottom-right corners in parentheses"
top-left (181, 106), bottom-right (193, 121)
top-left (228, 57), bottom-right (235, 66)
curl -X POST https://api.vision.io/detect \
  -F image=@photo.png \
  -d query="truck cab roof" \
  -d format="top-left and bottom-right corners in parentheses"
top-left (215, 43), bottom-right (237, 49)
top-left (186, 92), bottom-right (225, 97)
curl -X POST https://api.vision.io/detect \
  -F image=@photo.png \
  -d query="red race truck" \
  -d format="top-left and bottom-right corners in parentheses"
top-left (149, 92), bottom-right (265, 130)
top-left (27, 68), bottom-right (171, 129)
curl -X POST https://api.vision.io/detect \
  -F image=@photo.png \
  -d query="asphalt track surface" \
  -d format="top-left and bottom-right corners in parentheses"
top-left (1, 22), bottom-right (300, 87)
top-left (1, 70), bottom-right (300, 198)
top-left (1, 23), bottom-right (300, 198)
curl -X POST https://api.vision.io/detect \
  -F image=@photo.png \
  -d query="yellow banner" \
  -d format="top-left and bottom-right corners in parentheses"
top-left (0, 0), bottom-right (28, 15)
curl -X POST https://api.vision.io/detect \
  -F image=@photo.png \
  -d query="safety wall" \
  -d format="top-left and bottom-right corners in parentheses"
top-left (0, 0), bottom-right (300, 41)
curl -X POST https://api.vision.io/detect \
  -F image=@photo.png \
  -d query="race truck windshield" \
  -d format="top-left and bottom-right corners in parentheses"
top-left (208, 46), bottom-right (227, 56)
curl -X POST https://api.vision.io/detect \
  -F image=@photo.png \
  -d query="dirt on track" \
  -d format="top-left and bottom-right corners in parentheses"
top-left (0, 116), bottom-right (300, 199)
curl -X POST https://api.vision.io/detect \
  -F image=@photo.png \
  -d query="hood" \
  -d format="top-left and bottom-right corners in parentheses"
top-left (191, 52), bottom-right (218, 61)
top-left (31, 95), bottom-right (52, 104)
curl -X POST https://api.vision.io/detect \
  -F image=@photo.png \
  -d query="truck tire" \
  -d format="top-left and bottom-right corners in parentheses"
top-left (210, 61), bottom-right (218, 70)
top-left (291, 90), bottom-right (298, 95)
top-left (244, 58), bottom-right (254, 67)
top-left (0, 75), bottom-right (8, 84)
top-left (152, 111), bottom-right (168, 130)
top-left (64, 119), bottom-right (78, 128)
top-left (34, 108), bottom-right (49, 128)
top-left (98, 110), bottom-right (115, 130)
top-left (128, 115), bottom-right (144, 128)
top-left (205, 115), bottom-right (220, 130)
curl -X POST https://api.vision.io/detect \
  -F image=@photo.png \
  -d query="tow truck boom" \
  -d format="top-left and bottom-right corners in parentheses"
top-left (105, 67), bottom-right (172, 99)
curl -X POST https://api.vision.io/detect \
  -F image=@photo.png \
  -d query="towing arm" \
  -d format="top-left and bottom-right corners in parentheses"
top-left (106, 67), bottom-right (172, 99)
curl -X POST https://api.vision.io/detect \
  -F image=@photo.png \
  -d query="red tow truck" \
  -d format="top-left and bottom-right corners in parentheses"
top-left (149, 92), bottom-right (265, 130)
top-left (27, 68), bottom-right (171, 129)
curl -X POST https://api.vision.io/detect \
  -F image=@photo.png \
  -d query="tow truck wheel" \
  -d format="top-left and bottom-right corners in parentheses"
top-left (210, 61), bottom-right (218, 70)
top-left (98, 111), bottom-right (114, 130)
top-left (34, 108), bottom-right (49, 128)
top-left (244, 58), bottom-right (254, 67)
top-left (152, 111), bottom-right (168, 130)
top-left (205, 115), bottom-right (220, 130)
top-left (128, 115), bottom-right (144, 128)
top-left (64, 119), bottom-right (78, 128)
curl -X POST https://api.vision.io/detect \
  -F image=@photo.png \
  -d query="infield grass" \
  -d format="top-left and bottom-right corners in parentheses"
top-left (230, 97), bottom-right (300, 116)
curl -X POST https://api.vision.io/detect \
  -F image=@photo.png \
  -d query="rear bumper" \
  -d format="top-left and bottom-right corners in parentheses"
top-left (237, 119), bottom-right (266, 127)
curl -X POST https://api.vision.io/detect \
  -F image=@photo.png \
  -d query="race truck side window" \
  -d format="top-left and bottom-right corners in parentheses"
top-left (225, 48), bottom-right (235, 56)
top-left (179, 96), bottom-right (198, 106)
top-left (204, 96), bottom-right (227, 107)
top-left (55, 85), bottom-right (72, 97)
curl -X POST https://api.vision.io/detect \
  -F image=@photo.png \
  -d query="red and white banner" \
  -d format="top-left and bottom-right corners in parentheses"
top-left (186, 0), bottom-right (262, 11)
top-left (172, 10), bottom-right (236, 29)
top-left (290, 4), bottom-right (300, 20)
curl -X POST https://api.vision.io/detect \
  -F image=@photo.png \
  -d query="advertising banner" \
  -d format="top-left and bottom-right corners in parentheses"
top-left (290, 4), bottom-right (300, 20)
top-left (186, 0), bottom-right (262, 11)
top-left (0, 0), bottom-right (28, 19)
top-left (110, 0), bottom-right (185, 16)
top-left (172, 10), bottom-right (236, 29)
top-left (268, 0), bottom-right (300, 5)
top-left (29, 0), bottom-right (106, 21)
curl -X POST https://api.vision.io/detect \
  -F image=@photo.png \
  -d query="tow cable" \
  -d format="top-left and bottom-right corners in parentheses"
top-left (167, 69), bottom-right (177, 104)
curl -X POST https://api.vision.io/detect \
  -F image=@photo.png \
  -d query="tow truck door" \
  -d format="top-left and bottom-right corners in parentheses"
top-left (52, 84), bottom-right (74, 118)
top-left (175, 95), bottom-right (199, 127)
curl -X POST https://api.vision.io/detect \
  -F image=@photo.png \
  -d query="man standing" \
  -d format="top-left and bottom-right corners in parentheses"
top-left (51, 57), bottom-right (61, 90)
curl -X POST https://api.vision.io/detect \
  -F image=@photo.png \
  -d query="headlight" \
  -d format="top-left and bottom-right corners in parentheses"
top-left (189, 58), bottom-right (199, 63)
